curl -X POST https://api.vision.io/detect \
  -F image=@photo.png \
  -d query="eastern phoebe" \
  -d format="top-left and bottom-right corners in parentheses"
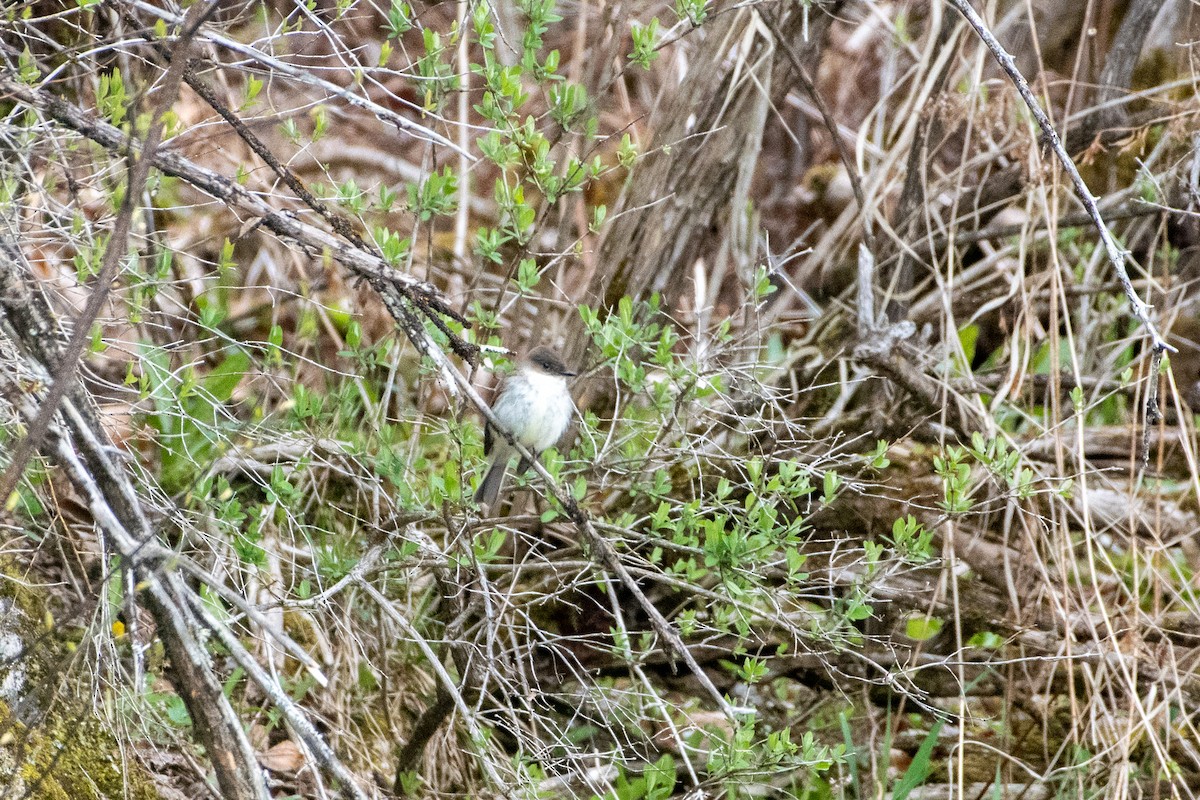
top-left (474, 346), bottom-right (576, 508)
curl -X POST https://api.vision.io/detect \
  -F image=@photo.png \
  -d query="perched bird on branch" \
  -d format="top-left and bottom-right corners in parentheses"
top-left (474, 346), bottom-right (575, 509)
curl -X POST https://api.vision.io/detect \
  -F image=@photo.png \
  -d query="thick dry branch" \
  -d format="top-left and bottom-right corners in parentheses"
top-left (0, 10), bottom-right (272, 797)
top-left (0, 208), bottom-right (381, 800)
top-left (182, 589), bottom-right (371, 800)
top-left (1094, 0), bottom-right (1169, 133)
top-left (0, 365), bottom-right (271, 800)
top-left (1022, 425), bottom-right (1198, 479)
top-left (392, 683), bottom-right (454, 780)
top-left (853, 333), bottom-right (985, 437)
top-left (0, 254), bottom-right (383, 798)
top-left (566, 3), bottom-right (839, 368)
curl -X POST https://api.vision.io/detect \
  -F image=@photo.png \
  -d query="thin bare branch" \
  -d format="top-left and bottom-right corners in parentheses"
top-left (947, 0), bottom-right (1174, 356)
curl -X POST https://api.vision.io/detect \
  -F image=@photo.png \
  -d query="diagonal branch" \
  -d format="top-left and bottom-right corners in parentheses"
top-left (0, 31), bottom-right (738, 742)
top-left (0, 344), bottom-right (271, 800)
top-left (0, 72), bottom-right (474, 361)
top-left (946, 0), bottom-right (1173, 357)
top-left (0, 247), bottom-right (379, 799)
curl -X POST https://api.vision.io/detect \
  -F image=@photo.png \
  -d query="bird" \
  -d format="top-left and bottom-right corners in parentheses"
top-left (474, 346), bottom-right (576, 509)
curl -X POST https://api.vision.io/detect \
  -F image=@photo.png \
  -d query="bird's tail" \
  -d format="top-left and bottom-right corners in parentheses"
top-left (474, 453), bottom-right (508, 508)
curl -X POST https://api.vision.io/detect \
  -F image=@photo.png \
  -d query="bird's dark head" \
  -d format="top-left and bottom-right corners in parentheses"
top-left (525, 346), bottom-right (575, 377)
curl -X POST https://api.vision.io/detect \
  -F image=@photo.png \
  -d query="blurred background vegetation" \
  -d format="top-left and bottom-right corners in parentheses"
top-left (2, 0), bottom-right (1200, 798)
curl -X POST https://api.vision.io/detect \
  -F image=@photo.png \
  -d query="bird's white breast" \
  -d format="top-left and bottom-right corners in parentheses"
top-left (492, 367), bottom-right (573, 452)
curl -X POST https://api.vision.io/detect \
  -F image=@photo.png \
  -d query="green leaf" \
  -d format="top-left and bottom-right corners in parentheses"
top-left (958, 323), bottom-right (978, 366)
top-left (163, 694), bottom-right (192, 727)
top-left (892, 720), bottom-right (944, 800)
top-left (516, 257), bottom-right (539, 291)
top-left (242, 75), bottom-right (263, 109)
top-left (904, 615), bottom-right (943, 641)
top-left (628, 17), bottom-right (660, 70)
top-left (844, 597), bottom-right (873, 621)
top-left (967, 631), bottom-right (1004, 649)
top-left (385, 0), bottom-right (413, 37)
top-left (16, 48), bottom-right (38, 83)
